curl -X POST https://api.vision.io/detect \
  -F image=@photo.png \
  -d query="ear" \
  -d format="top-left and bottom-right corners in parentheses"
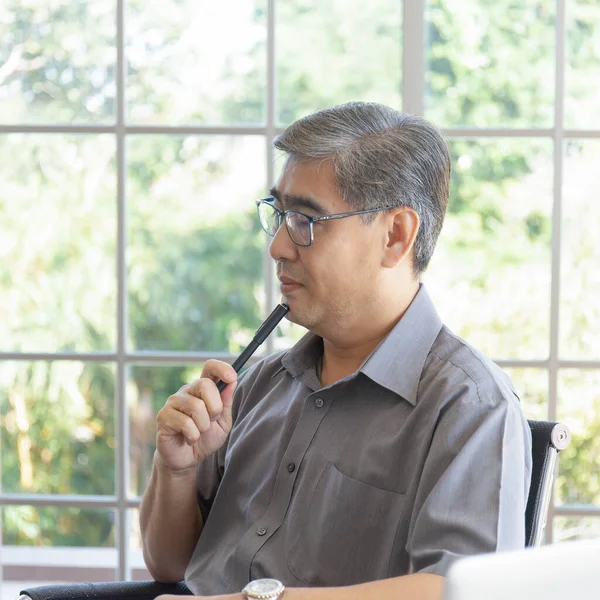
top-left (381, 207), bottom-right (420, 269)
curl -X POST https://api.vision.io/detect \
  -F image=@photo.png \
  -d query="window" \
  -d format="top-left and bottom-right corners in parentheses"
top-left (1, 0), bottom-right (599, 590)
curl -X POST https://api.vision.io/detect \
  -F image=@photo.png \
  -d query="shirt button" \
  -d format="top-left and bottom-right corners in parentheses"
top-left (287, 462), bottom-right (296, 473)
top-left (257, 527), bottom-right (267, 536)
top-left (314, 397), bottom-right (324, 408)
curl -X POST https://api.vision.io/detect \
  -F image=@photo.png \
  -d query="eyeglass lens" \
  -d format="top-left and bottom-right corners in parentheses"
top-left (259, 202), bottom-right (312, 246)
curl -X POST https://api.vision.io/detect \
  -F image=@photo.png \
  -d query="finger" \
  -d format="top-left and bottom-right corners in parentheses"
top-left (167, 392), bottom-right (213, 431)
top-left (182, 377), bottom-right (236, 425)
top-left (201, 359), bottom-right (237, 386)
top-left (157, 405), bottom-right (201, 445)
top-left (179, 379), bottom-right (224, 420)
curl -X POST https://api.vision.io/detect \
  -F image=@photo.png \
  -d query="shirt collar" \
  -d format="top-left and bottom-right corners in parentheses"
top-left (360, 284), bottom-right (442, 405)
top-left (279, 330), bottom-right (323, 380)
top-left (279, 284), bottom-right (443, 405)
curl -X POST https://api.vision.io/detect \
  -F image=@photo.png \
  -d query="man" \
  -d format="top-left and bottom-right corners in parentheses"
top-left (140, 102), bottom-right (532, 600)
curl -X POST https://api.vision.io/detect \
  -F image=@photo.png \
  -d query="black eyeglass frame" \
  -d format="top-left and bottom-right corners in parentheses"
top-left (256, 197), bottom-right (396, 247)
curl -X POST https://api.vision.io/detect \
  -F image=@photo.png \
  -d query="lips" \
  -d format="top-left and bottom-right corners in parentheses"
top-left (278, 274), bottom-right (303, 294)
top-left (278, 275), bottom-right (301, 285)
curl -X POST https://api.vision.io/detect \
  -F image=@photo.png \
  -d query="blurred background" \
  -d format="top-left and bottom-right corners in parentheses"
top-left (0, 0), bottom-right (599, 595)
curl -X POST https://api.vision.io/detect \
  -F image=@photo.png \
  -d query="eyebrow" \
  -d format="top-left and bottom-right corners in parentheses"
top-left (269, 187), bottom-right (329, 215)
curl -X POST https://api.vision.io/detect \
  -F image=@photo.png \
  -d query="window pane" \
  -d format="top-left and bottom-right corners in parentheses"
top-left (0, 1), bottom-right (115, 124)
top-left (565, 1), bottom-right (600, 129)
top-left (128, 363), bottom-right (203, 497)
top-left (426, 139), bottom-right (553, 360)
top-left (560, 140), bottom-right (600, 360)
top-left (126, 0), bottom-right (266, 125)
top-left (127, 135), bottom-right (265, 352)
top-left (553, 517), bottom-right (600, 543)
top-left (277, 0), bottom-right (402, 126)
top-left (0, 362), bottom-right (116, 496)
top-left (1, 506), bottom-right (116, 592)
top-left (425, 0), bottom-right (555, 127)
top-left (0, 134), bottom-right (117, 353)
top-left (504, 368), bottom-right (548, 422)
top-left (557, 370), bottom-right (600, 507)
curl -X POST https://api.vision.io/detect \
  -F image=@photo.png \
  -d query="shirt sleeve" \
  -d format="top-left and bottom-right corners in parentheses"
top-left (406, 386), bottom-right (532, 576)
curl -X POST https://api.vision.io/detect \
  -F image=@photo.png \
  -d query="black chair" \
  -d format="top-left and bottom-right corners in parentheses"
top-left (17, 419), bottom-right (570, 600)
top-left (525, 419), bottom-right (570, 547)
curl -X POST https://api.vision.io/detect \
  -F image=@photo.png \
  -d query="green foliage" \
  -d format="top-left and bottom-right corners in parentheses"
top-left (129, 210), bottom-right (264, 352)
top-left (426, 0), bottom-right (555, 127)
top-left (0, 0), bottom-right (115, 123)
top-left (0, 362), bottom-right (115, 495)
top-left (2, 506), bottom-right (115, 547)
top-left (276, 0), bottom-right (402, 125)
top-left (560, 427), bottom-right (600, 506)
top-left (557, 371), bottom-right (600, 507)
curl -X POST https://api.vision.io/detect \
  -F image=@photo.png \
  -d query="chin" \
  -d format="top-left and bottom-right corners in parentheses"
top-left (284, 301), bottom-right (322, 334)
top-left (283, 305), bottom-right (305, 327)
top-left (280, 295), bottom-right (302, 321)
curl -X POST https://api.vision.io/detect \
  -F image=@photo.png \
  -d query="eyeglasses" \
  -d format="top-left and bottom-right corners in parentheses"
top-left (256, 197), bottom-right (395, 247)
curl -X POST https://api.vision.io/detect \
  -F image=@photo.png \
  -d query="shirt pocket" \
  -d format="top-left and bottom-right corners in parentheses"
top-left (287, 461), bottom-right (406, 587)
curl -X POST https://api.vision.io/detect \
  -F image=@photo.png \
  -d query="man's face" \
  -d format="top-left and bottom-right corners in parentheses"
top-left (269, 159), bottom-right (387, 335)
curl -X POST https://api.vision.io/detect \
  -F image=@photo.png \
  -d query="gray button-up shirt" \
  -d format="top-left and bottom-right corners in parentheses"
top-left (185, 285), bottom-right (532, 594)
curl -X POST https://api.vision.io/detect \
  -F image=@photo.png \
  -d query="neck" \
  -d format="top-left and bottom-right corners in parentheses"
top-left (319, 281), bottom-right (420, 387)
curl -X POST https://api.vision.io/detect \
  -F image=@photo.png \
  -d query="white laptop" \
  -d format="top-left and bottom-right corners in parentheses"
top-left (443, 539), bottom-right (600, 600)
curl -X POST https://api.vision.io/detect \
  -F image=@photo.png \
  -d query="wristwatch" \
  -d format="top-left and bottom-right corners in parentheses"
top-left (241, 578), bottom-right (285, 599)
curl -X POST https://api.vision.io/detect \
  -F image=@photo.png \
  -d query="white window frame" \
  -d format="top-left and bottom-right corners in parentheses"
top-left (1, 0), bottom-right (599, 582)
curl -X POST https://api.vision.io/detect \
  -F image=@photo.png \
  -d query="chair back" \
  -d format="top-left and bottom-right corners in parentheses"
top-left (525, 420), bottom-right (570, 547)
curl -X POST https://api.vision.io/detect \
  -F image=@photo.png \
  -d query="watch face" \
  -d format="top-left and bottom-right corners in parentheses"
top-left (246, 579), bottom-right (282, 595)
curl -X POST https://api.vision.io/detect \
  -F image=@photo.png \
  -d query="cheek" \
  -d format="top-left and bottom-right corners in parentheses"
top-left (305, 238), bottom-right (372, 290)
top-left (345, 238), bottom-right (383, 291)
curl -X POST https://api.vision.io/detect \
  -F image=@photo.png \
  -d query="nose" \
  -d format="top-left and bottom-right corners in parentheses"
top-left (268, 220), bottom-right (299, 262)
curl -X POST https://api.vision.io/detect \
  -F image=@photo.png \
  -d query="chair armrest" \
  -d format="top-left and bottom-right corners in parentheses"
top-left (18, 580), bottom-right (193, 600)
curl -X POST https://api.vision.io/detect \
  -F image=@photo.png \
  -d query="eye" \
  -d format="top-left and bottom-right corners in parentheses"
top-left (287, 212), bottom-right (309, 228)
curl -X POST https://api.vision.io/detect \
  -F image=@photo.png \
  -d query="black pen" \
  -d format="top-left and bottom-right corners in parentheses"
top-left (216, 303), bottom-right (290, 392)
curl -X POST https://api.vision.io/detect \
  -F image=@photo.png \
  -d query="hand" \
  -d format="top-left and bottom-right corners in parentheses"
top-left (155, 360), bottom-right (238, 473)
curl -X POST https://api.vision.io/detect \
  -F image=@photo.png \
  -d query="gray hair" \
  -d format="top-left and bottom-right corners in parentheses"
top-left (273, 102), bottom-right (451, 276)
